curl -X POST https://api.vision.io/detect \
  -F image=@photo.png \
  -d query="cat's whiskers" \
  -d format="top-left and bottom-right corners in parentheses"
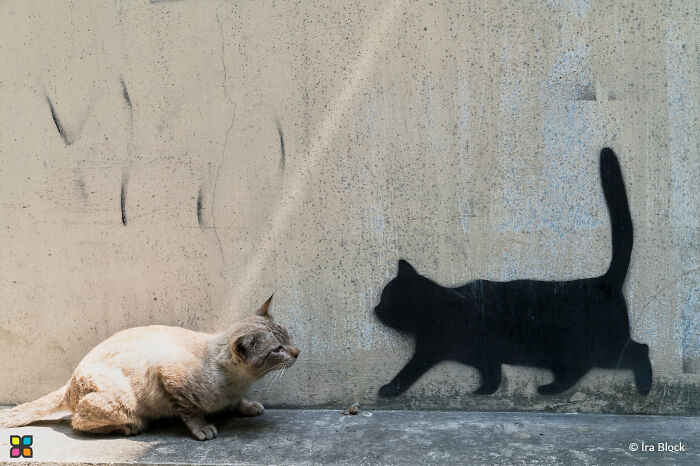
top-left (262, 362), bottom-right (286, 392)
top-left (265, 370), bottom-right (280, 393)
top-left (269, 366), bottom-right (289, 393)
top-left (268, 367), bottom-right (286, 393)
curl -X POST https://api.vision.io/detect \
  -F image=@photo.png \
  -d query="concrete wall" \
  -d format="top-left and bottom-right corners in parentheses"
top-left (0, 0), bottom-right (697, 414)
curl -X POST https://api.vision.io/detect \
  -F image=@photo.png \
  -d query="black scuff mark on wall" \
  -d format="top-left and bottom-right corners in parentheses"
top-left (275, 116), bottom-right (286, 171)
top-left (46, 94), bottom-right (73, 145)
top-left (197, 185), bottom-right (205, 227)
top-left (120, 170), bottom-right (128, 226)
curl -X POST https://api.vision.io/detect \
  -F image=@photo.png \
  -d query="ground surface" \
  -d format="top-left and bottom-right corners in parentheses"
top-left (1, 409), bottom-right (697, 465)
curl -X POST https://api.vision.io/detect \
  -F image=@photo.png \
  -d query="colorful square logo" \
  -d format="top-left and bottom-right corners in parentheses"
top-left (9, 435), bottom-right (32, 458)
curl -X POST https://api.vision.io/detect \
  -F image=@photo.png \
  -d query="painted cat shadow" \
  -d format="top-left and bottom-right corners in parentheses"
top-left (374, 148), bottom-right (652, 397)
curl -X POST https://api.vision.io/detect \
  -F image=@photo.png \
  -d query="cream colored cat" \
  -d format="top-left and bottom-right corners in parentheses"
top-left (0, 295), bottom-right (299, 440)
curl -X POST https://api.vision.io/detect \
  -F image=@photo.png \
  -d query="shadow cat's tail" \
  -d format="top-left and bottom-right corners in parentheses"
top-left (0, 384), bottom-right (68, 427)
top-left (600, 148), bottom-right (633, 289)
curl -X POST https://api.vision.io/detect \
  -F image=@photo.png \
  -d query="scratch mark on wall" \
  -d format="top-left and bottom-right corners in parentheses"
top-left (216, 2), bottom-right (232, 104)
top-left (120, 77), bottom-right (132, 109)
top-left (75, 176), bottom-right (88, 201)
top-left (275, 116), bottom-right (286, 171)
top-left (211, 107), bottom-right (234, 272)
top-left (197, 185), bottom-right (205, 227)
top-left (120, 76), bottom-right (133, 130)
top-left (120, 170), bottom-right (128, 226)
top-left (366, 206), bottom-right (386, 236)
top-left (46, 94), bottom-right (73, 145)
top-left (210, 1), bottom-right (235, 274)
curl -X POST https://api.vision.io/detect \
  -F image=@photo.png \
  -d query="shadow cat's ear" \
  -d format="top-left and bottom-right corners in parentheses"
top-left (398, 259), bottom-right (417, 275)
top-left (255, 294), bottom-right (273, 318)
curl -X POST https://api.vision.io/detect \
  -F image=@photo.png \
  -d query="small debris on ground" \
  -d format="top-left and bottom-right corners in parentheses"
top-left (341, 403), bottom-right (360, 415)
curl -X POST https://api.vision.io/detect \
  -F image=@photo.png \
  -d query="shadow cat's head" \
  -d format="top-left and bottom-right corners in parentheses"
top-left (374, 259), bottom-right (443, 333)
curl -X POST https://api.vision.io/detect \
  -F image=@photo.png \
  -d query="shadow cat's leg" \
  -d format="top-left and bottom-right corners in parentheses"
top-left (473, 363), bottom-right (502, 395)
top-left (71, 392), bottom-right (143, 436)
top-left (537, 366), bottom-right (590, 395)
top-left (620, 341), bottom-right (652, 395)
top-left (379, 352), bottom-right (437, 398)
top-left (231, 399), bottom-right (264, 417)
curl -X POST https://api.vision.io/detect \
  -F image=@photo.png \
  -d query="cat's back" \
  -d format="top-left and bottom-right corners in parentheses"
top-left (79, 325), bottom-right (211, 368)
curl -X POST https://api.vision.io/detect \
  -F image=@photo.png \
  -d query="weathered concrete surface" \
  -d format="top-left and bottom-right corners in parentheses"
top-left (1, 409), bottom-right (698, 465)
top-left (0, 0), bottom-right (698, 414)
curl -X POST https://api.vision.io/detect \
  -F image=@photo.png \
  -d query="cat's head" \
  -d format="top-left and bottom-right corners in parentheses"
top-left (229, 295), bottom-right (300, 378)
top-left (374, 259), bottom-right (444, 333)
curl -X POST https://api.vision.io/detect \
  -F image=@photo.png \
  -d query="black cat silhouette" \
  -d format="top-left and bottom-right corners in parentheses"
top-left (374, 148), bottom-right (652, 397)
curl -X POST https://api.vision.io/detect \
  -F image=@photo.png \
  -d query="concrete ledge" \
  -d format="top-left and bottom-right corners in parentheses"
top-left (1, 409), bottom-right (698, 465)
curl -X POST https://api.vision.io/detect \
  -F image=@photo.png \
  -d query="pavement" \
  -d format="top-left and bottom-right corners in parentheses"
top-left (0, 409), bottom-right (697, 465)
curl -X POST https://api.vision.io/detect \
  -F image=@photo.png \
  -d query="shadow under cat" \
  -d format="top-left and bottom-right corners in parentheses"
top-left (375, 148), bottom-right (652, 397)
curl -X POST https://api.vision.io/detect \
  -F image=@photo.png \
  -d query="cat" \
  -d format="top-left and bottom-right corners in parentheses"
top-left (374, 148), bottom-right (652, 397)
top-left (0, 295), bottom-right (299, 440)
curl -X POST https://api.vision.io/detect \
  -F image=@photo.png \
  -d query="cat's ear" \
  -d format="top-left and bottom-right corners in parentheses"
top-left (398, 259), bottom-right (417, 275)
top-left (233, 334), bottom-right (258, 362)
top-left (255, 294), bottom-right (273, 318)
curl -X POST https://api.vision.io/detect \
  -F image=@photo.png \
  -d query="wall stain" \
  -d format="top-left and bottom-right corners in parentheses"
top-left (576, 84), bottom-right (597, 101)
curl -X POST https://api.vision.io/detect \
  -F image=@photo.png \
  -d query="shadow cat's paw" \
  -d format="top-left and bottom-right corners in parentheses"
top-left (473, 385), bottom-right (499, 395)
top-left (636, 385), bottom-right (651, 396)
top-left (537, 382), bottom-right (569, 395)
top-left (378, 382), bottom-right (402, 398)
top-left (634, 359), bottom-right (652, 396)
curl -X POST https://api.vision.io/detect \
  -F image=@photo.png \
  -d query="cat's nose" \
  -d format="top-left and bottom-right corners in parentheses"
top-left (289, 346), bottom-right (300, 358)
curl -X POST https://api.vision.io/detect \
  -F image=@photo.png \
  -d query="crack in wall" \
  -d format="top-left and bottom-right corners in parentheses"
top-left (210, 2), bottom-right (236, 277)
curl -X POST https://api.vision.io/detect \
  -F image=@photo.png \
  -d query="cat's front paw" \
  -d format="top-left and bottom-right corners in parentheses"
top-left (232, 399), bottom-right (265, 417)
top-left (191, 424), bottom-right (218, 441)
top-left (241, 401), bottom-right (264, 417)
top-left (121, 423), bottom-right (142, 436)
top-left (378, 382), bottom-right (402, 398)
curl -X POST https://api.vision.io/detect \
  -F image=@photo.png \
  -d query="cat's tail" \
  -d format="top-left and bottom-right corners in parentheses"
top-left (600, 147), bottom-right (633, 289)
top-left (0, 384), bottom-right (68, 427)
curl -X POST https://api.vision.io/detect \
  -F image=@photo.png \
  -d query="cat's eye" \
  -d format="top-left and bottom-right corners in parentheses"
top-left (272, 345), bottom-right (284, 353)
